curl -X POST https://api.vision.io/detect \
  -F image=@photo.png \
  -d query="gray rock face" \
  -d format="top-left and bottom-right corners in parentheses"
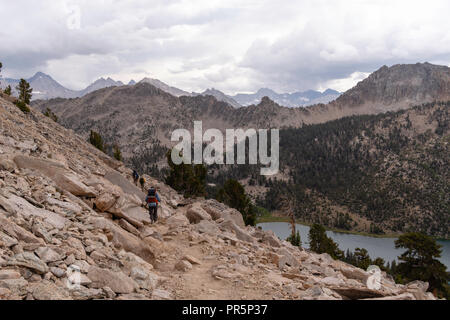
top-left (31, 281), bottom-right (72, 300)
top-left (0, 278), bottom-right (29, 296)
top-left (0, 156), bottom-right (16, 172)
top-left (94, 192), bottom-right (116, 212)
top-left (277, 248), bottom-right (300, 270)
top-left (218, 219), bottom-right (255, 243)
top-left (253, 229), bottom-right (281, 248)
top-left (193, 220), bottom-right (220, 236)
top-left (104, 171), bottom-right (145, 200)
top-left (166, 213), bottom-right (189, 229)
top-left (175, 260), bottom-right (193, 272)
top-left (0, 270), bottom-right (21, 280)
top-left (0, 216), bottom-right (43, 245)
top-left (7, 252), bottom-right (49, 274)
top-left (35, 247), bottom-right (65, 263)
top-left (89, 217), bottom-right (155, 264)
top-left (183, 255), bottom-right (202, 265)
top-left (14, 155), bottom-right (96, 197)
top-left (50, 267), bottom-right (66, 278)
top-left (221, 209), bottom-right (246, 228)
top-left (0, 194), bottom-right (67, 229)
top-left (151, 289), bottom-right (172, 300)
top-left (340, 266), bottom-right (370, 282)
top-left (87, 266), bottom-right (137, 294)
top-left (0, 231), bottom-right (18, 247)
top-left (200, 199), bottom-right (225, 220)
top-left (330, 287), bottom-right (385, 300)
top-left (186, 205), bottom-right (212, 224)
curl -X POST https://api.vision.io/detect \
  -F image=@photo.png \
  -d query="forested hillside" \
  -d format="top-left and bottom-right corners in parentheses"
top-left (256, 102), bottom-right (449, 238)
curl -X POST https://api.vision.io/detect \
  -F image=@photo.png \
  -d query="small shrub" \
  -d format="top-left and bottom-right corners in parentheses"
top-left (3, 85), bottom-right (11, 96)
top-left (113, 145), bottom-right (122, 161)
top-left (44, 108), bottom-right (58, 122)
top-left (89, 130), bottom-right (105, 152)
top-left (14, 100), bottom-right (30, 113)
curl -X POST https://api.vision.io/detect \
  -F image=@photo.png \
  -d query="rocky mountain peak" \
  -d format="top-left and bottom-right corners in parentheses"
top-left (199, 88), bottom-right (242, 108)
top-left (29, 72), bottom-right (52, 81)
top-left (260, 96), bottom-right (275, 104)
top-left (139, 78), bottom-right (191, 97)
top-left (334, 62), bottom-right (450, 111)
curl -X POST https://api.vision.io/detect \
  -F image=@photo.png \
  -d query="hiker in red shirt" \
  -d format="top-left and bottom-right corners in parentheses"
top-left (145, 187), bottom-right (161, 224)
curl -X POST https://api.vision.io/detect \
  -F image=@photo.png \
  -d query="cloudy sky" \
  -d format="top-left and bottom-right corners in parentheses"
top-left (1, 0), bottom-right (450, 94)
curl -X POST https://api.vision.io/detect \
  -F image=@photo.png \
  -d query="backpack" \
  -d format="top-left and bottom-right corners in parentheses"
top-left (133, 170), bottom-right (139, 180)
top-left (146, 188), bottom-right (158, 203)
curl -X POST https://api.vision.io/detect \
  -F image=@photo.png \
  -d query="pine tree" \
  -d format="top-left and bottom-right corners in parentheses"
top-left (216, 179), bottom-right (256, 226)
top-left (372, 257), bottom-right (386, 270)
top-left (286, 212), bottom-right (301, 247)
top-left (89, 130), bottom-right (105, 152)
top-left (390, 260), bottom-right (397, 274)
top-left (16, 78), bottom-right (32, 104)
top-left (43, 108), bottom-right (58, 122)
top-left (309, 224), bottom-right (327, 252)
top-left (113, 145), bottom-right (122, 161)
top-left (353, 248), bottom-right (371, 270)
top-left (308, 224), bottom-right (343, 259)
top-left (287, 231), bottom-right (301, 247)
top-left (165, 151), bottom-right (206, 198)
top-left (4, 85), bottom-right (11, 96)
top-left (395, 232), bottom-right (449, 298)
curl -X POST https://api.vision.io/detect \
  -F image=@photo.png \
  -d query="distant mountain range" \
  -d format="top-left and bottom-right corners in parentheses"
top-left (0, 72), bottom-right (124, 100)
top-left (1, 72), bottom-right (340, 107)
top-left (137, 78), bottom-right (340, 108)
top-left (232, 88), bottom-right (341, 107)
top-left (34, 62), bottom-right (450, 154)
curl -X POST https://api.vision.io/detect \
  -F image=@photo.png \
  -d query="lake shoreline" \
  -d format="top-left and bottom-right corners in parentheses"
top-left (256, 216), bottom-right (449, 241)
top-left (257, 221), bottom-right (450, 270)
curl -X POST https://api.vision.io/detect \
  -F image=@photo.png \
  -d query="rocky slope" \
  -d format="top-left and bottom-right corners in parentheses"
top-left (0, 95), bottom-right (436, 300)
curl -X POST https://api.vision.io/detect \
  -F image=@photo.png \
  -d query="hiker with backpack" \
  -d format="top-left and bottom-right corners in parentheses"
top-left (145, 187), bottom-right (161, 224)
top-left (132, 170), bottom-right (139, 186)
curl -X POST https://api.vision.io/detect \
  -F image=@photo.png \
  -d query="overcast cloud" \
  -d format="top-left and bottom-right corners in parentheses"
top-left (1, 0), bottom-right (450, 93)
